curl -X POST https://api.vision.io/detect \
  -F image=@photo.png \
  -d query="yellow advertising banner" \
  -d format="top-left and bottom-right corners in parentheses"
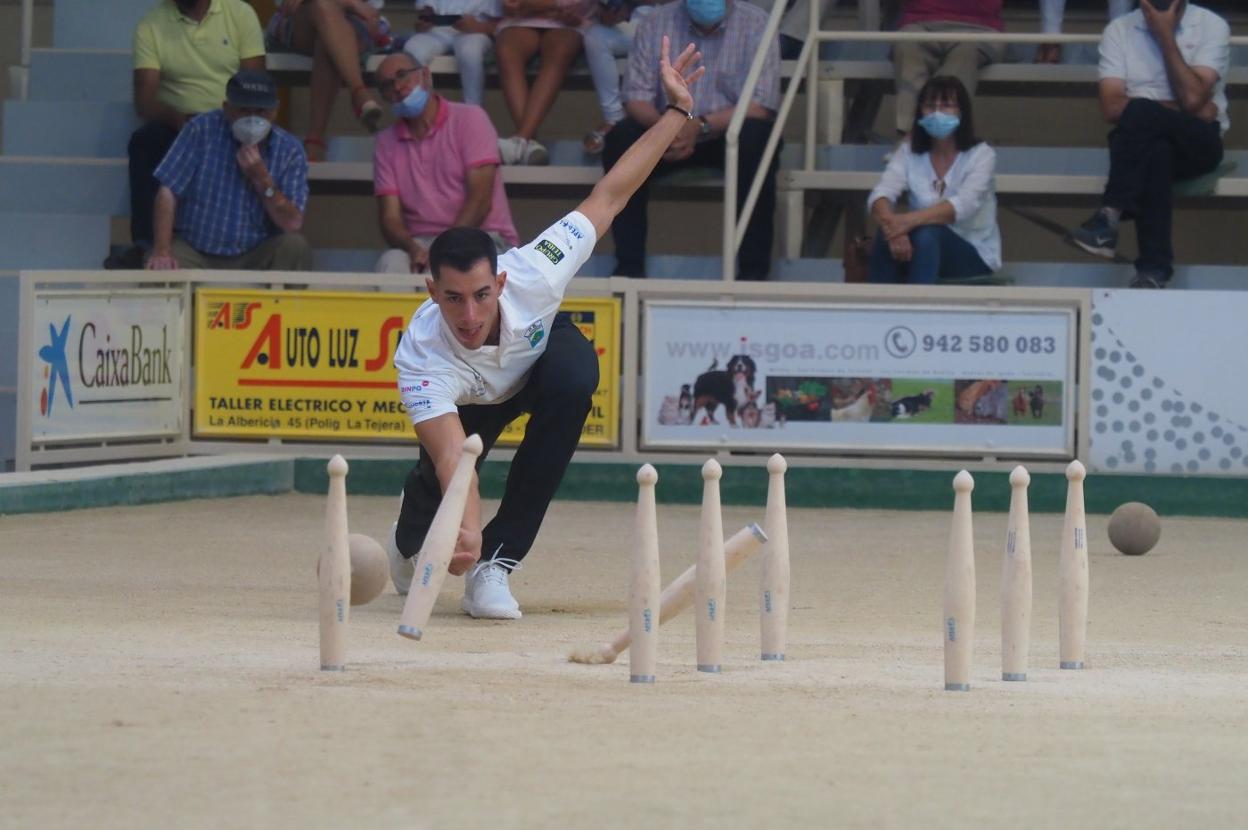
top-left (193, 289), bottom-right (620, 446)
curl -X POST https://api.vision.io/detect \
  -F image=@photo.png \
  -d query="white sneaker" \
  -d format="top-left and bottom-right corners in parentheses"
top-left (461, 559), bottom-right (523, 619)
top-left (387, 521), bottom-right (413, 596)
top-left (522, 138), bottom-right (549, 166)
top-left (497, 136), bottom-right (527, 165)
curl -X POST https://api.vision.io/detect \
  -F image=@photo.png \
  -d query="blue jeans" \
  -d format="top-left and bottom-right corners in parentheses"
top-left (403, 28), bottom-right (491, 106)
top-left (868, 225), bottom-right (991, 284)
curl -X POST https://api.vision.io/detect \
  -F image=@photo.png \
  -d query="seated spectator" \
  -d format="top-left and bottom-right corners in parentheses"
top-left (264, 0), bottom-right (387, 161)
top-left (752, 0), bottom-right (835, 60)
top-left (867, 76), bottom-right (1000, 283)
top-left (146, 71), bottom-right (312, 272)
top-left (494, 0), bottom-right (592, 165)
top-left (372, 54), bottom-right (519, 273)
top-left (892, 0), bottom-right (1003, 137)
top-left (581, 0), bottom-right (657, 156)
top-left (602, 0), bottom-right (780, 280)
top-left (1067, 0), bottom-right (1228, 289)
top-left (1036, 0), bottom-right (1134, 64)
top-left (110, 0), bottom-right (265, 268)
top-left (403, 0), bottom-right (502, 107)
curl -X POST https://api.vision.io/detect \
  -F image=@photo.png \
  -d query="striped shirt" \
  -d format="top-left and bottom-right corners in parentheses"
top-left (155, 110), bottom-right (309, 256)
top-left (622, 1), bottom-right (780, 117)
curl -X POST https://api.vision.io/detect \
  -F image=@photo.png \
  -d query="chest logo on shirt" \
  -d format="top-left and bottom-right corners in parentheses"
top-left (523, 319), bottom-right (546, 349)
top-left (534, 239), bottom-right (565, 266)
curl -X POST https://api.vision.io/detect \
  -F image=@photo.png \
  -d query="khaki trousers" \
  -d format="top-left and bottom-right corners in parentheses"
top-left (170, 233), bottom-right (313, 272)
top-left (893, 21), bottom-right (1004, 134)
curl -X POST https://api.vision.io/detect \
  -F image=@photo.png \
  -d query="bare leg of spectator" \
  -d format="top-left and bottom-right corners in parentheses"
top-left (515, 29), bottom-right (582, 141)
top-left (289, 0), bottom-right (382, 138)
top-left (496, 27), bottom-right (540, 132)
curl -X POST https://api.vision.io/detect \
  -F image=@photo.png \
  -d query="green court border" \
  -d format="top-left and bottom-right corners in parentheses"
top-left (2, 458), bottom-right (1246, 517)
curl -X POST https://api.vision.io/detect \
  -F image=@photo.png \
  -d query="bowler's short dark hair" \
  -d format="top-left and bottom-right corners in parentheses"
top-left (429, 227), bottom-right (497, 279)
top-left (910, 76), bottom-right (980, 154)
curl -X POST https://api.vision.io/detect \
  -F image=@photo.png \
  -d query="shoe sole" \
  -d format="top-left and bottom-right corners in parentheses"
top-left (387, 522), bottom-right (413, 596)
top-left (525, 147), bottom-right (550, 166)
top-left (1067, 234), bottom-right (1116, 260)
top-left (460, 596), bottom-right (522, 620)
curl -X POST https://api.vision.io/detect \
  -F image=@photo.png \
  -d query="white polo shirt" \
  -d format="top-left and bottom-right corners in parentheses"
top-left (1098, 5), bottom-right (1231, 134)
top-left (394, 210), bottom-right (597, 425)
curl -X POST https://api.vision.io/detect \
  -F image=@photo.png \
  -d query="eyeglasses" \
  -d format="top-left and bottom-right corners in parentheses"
top-left (378, 67), bottom-right (420, 96)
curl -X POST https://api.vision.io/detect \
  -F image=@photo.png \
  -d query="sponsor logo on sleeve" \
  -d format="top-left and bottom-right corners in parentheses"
top-left (558, 219), bottom-right (585, 240)
top-left (534, 239), bottom-right (565, 266)
top-left (523, 319), bottom-right (546, 348)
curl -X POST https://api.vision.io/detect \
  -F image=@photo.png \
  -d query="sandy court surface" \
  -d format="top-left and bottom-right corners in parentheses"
top-left (3, 491), bottom-right (1247, 829)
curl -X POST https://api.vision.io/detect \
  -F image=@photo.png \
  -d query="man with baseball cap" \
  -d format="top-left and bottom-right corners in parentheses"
top-left (146, 69), bottom-right (312, 272)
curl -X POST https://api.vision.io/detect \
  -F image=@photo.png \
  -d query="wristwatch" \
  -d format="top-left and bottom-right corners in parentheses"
top-left (697, 116), bottom-right (711, 141)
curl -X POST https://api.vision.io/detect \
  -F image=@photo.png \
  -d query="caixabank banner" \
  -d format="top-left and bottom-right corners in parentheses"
top-left (29, 290), bottom-right (184, 442)
top-left (194, 289), bottom-right (620, 446)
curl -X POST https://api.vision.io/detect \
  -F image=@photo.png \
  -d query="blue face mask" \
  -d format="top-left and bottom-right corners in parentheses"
top-left (392, 83), bottom-right (429, 119)
top-left (686, 0), bottom-right (726, 28)
top-left (918, 111), bottom-right (960, 139)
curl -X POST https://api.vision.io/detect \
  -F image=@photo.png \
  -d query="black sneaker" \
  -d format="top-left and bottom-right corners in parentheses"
top-left (1068, 211), bottom-right (1118, 260)
top-left (1129, 270), bottom-right (1169, 289)
top-left (102, 244), bottom-right (147, 270)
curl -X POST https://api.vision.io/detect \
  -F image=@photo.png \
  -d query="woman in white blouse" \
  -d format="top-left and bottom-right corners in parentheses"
top-left (867, 76), bottom-right (1001, 284)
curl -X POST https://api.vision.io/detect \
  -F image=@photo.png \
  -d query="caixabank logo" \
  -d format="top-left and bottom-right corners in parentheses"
top-left (35, 312), bottom-right (175, 419)
top-left (36, 316), bottom-right (74, 416)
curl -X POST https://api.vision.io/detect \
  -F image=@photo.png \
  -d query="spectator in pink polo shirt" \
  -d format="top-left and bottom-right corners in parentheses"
top-left (372, 52), bottom-right (519, 273)
top-left (892, 0), bottom-right (1004, 135)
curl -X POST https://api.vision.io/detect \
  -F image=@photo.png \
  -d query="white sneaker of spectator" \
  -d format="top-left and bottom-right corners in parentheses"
top-left (497, 136), bottom-right (528, 165)
top-left (523, 139), bottom-right (549, 166)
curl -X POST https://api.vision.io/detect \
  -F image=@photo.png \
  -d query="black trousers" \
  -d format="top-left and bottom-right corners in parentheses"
top-left (601, 116), bottom-right (779, 280)
top-left (395, 313), bottom-right (599, 565)
top-left (1102, 98), bottom-right (1222, 277)
top-left (128, 121), bottom-right (179, 247)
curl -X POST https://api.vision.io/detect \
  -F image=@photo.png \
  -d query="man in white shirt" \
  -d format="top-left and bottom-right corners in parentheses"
top-left (1067, 0), bottom-right (1229, 288)
top-left (387, 37), bottom-right (706, 619)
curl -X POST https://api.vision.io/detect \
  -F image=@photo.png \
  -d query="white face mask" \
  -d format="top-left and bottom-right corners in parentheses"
top-left (231, 115), bottom-right (271, 146)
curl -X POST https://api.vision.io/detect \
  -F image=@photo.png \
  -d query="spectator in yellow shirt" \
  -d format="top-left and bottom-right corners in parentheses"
top-left (108, 0), bottom-right (265, 269)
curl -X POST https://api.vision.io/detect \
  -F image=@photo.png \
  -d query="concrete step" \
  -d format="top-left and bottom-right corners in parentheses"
top-left (2, 100), bottom-right (139, 157)
top-left (0, 158), bottom-right (127, 215)
top-left (28, 49), bottom-right (132, 102)
top-left (53, 0), bottom-right (153, 49)
top-left (0, 213), bottom-right (112, 270)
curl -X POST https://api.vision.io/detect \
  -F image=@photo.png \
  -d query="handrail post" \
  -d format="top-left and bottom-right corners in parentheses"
top-left (721, 0), bottom-right (786, 283)
top-left (17, 0), bottom-right (35, 100)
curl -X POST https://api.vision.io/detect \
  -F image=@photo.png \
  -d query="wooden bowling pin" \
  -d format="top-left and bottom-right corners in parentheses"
top-left (1001, 466), bottom-right (1032, 681)
top-left (629, 464), bottom-right (661, 684)
top-left (1058, 459), bottom-right (1088, 669)
top-left (397, 434), bottom-right (483, 641)
top-left (760, 453), bottom-right (790, 661)
top-left (568, 524), bottom-right (767, 666)
top-left (319, 455), bottom-right (351, 671)
top-left (695, 459), bottom-right (725, 673)
top-left (944, 470), bottom-right (975, 691)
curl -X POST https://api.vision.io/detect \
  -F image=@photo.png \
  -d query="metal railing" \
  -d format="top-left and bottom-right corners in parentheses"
top-left (722, 24), bottom-right (1248, 282)
top-left (16, 0), bottom-right (35, 100)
